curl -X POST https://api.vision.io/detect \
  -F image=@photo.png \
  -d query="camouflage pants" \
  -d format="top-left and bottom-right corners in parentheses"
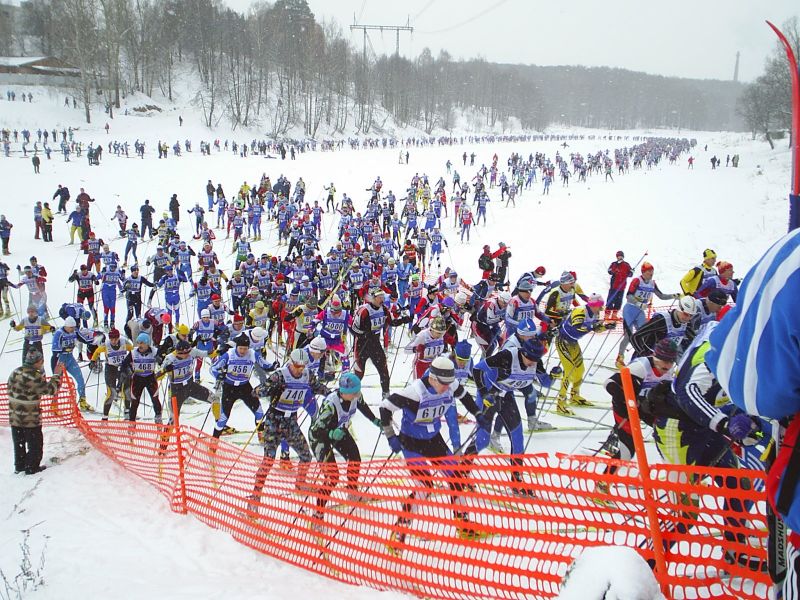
top-left (254, 409), bottom-right (312, 493)
top-left (261, 409), bottom-right (312, 462)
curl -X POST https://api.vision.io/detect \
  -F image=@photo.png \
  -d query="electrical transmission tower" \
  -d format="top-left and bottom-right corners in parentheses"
top-left (350, 18), bottom-right (414, 62)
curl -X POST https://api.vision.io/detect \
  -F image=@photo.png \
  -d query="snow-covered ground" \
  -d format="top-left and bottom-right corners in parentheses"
top-left (0, 87), bottom-right (792, 598)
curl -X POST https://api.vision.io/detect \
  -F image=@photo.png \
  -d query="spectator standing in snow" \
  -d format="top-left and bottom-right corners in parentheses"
top-left (140, 200), bottom-right (155, 238)
top-left (0, 215), bottom-right (13, 255)
top-left (606, 251), bottom-right (632, 320)
top-left (8, 349), bottom-right (62, 475)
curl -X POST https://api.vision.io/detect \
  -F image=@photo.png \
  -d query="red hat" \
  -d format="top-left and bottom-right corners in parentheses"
top-left (108, 328), bottom-right (120, 338)
top-left (717, 305), bottom-right (732, 321)
top-left (717, 261), bottom-right (733, 274)
top-left (211, 293), bottom-right (220, 301)
top-left (641, 261), bottom-right (654, 273)
top-left (534, 266), bottom-right (546, 276)
top-left (276, 273), bottom-right (285, 281)
top-left (233, 314), bottom-right (245, 323)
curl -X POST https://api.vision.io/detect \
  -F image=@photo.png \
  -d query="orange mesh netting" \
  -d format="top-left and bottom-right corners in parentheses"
top-left (0, 375), bottom-right (771, 599)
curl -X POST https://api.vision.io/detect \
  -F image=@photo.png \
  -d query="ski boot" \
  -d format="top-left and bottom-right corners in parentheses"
top-left (78, 396), bottom-right (93, 412)
top-left (510, 480), bottom-right (537, 499)
top-left (595, 480), bottom-right (611, 496)
top-left (489, 431), bottom-right (503, 453)
top-left (309, 510), bottom-right (325, 534)
top-left (615, 354), bottom-right (626, 369)
top-left (387, 517), bottom-right (411, 555)
top-left (346, 485), bottom-right (365, 503)
top-left (295, 479), bottom-right (316, 494)
top-left (569, 393), bottom-right (594, 407)
top-left (591, 480), bottom-right (617, 508)
top-left (245, 493), bottom-right (261, 518)
top-left (555, 397), bottom-right (574, 416)
top-left (454, 511), bottom-right (485, 539)
top-left (527, 415), bottom-right (555, 431)
top-left (256, 422), bottom-right (266, 444)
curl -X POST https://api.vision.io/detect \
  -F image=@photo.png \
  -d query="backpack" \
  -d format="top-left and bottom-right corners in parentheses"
top-left (478, 254), bottom-right (493, 271)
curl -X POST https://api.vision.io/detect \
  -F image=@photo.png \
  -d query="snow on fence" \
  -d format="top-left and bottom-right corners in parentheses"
top-left (0, 374), bottom-right (770, 599)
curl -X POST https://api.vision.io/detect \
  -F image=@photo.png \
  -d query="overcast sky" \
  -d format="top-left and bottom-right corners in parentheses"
top-left (221, 0), bottom-right (798, 82)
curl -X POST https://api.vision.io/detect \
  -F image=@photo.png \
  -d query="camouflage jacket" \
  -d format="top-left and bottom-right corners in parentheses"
top-left (7, 366), bottom-right (62, 428)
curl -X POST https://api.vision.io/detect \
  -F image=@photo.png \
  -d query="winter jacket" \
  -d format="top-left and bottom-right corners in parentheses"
top-left (7, 365), bottom-right (62, 428)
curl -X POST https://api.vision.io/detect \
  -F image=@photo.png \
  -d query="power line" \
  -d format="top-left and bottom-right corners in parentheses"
top-left (356, 0), bottom-right (367, 24)
top-left (416, 0), bottom-right (509, 35)
top-left (411, 0), bottom-right (436, 22)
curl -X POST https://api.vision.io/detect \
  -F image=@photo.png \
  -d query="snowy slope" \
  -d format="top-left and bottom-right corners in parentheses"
top-left (0, 89), bottom-right (793, 597)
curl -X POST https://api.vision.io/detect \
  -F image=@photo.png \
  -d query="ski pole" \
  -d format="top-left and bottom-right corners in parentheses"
top-left (316, 452), bottom-right (397, 560)
top-left (589, 333), bottom-right (622, 377)
top-left (583, 329), bottom-right (617, 378)
top-left (367, 428), bottom-right (381, 462)
top-left (0, 326), bottom-right (11, 356)
top-left (525, 332), bottom-right (599, 452)
top-left (630, 249), bottom-right (649, 272)
top-left (211, 411), bottom-right (269, 495)
top-left (387, 323), bottom-right (406, 380)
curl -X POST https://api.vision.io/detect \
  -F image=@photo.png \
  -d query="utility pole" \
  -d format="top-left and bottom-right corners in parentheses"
top-left (350, 19), bottom-right (414, 58)
top-left (733, 51), bottom-right (740, 83)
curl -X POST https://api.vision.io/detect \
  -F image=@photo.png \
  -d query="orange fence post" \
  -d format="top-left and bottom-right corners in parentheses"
top-left (171, 395), bottom-right (188, 514)
top-left (620, 366), bottom-right (671, 599)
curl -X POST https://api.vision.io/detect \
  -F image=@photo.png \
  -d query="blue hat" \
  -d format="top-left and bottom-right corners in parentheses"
top-left (339, 372), bottom-right (361, 395)
top-left (136, 332), bottom-right (151, 345)
top-left (454, 340), bottom-right (472, 360)
top-left (517, 318), bottom-right (538, 336)
top-left (520, 339), bottom-right (546, 361)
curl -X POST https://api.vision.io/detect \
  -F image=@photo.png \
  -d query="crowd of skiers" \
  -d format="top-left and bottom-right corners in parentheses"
top-left (5, 137), bottom-right (772, 571)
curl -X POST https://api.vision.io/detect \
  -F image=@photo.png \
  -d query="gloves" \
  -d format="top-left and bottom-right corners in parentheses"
top-left (372, 418), bottom-right (382, 427)
top-left (329, 428), bottom-right (345, 441)
top-left (9, 320), bottom-right (15, 328)
top-left (722, 413), bottom-right (757, 442)
top-left (387, 435), bottom-right (402, 454)
top-left (549, 366), bottom-right (563, 379)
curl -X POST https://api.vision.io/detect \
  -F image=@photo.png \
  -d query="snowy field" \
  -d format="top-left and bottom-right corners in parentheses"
top-left (0, 88), bottom-right (792, 598)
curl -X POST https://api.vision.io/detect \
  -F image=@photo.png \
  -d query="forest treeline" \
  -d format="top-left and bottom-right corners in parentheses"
top-left (12, 0), bottom-right (751, 135)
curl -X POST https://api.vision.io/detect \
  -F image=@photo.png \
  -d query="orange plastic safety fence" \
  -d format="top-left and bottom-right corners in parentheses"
top-left (1, 388), bottom-right (771, 599)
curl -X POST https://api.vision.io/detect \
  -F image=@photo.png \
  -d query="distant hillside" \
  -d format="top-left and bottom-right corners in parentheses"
top-left (518, 65), bottom-right (745, 131)
top-left (13, 0), bottom-right (746, 134)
